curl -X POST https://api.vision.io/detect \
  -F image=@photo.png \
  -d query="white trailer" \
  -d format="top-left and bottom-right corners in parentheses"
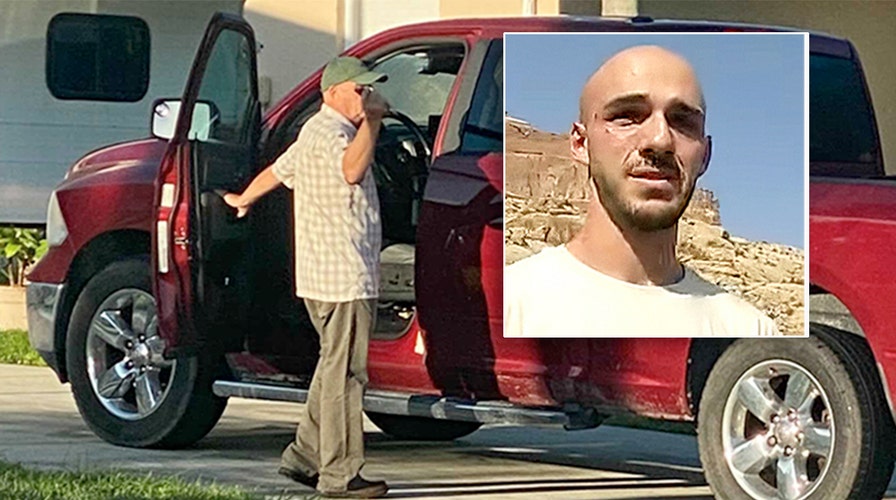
top-left (0, 0), bottom-right (245, 224)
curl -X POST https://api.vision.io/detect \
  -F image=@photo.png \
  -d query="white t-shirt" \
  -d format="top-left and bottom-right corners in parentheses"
top-left (504, 245), bottom-right (780, 338)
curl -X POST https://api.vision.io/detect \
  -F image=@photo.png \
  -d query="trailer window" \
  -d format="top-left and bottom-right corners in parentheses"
top-left (46, 13), bottom-right (150, 102)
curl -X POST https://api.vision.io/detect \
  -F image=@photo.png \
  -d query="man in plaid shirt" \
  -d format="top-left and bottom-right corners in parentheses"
top-left (224, 56), bottom-right (389, 498)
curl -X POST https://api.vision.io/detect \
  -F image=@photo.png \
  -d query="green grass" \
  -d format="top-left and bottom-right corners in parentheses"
top-left (0, 328), bottom-right (46, 366)
top-left (0, 461), bottom-right (268, 500)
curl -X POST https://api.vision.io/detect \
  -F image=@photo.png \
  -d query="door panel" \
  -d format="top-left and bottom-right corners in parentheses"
top-left (417, 153), bottom-right (508, 400)
top-left (153, 13), bottom-right (259, 355)
top-left (414, 39), bottom-right (508, 401)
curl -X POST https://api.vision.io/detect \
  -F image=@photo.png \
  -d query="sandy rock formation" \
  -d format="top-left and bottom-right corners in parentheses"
top-left (504, 120), bottom-right (804, 335)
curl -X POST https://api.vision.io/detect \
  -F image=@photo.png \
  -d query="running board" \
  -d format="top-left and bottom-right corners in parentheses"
top-left (212, 380), bottom-right (572, 426)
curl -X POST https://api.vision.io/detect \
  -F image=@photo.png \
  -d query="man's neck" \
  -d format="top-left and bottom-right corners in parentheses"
top-left (322, 99), bottom-right (361, 128)
top-left (566, 196), bottom-right (683, 286)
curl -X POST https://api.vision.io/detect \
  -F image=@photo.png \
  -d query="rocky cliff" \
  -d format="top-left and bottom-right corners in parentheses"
top-left (504, 120), bottom-right (804, 335)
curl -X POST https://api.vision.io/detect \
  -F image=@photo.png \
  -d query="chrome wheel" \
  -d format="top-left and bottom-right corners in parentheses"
top-left (86, 289), bottom-right (175, 421)
top-left (723, 360), bottom-right (834, 500)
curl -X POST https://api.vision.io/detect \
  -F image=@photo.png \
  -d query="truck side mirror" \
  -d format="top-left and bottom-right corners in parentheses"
top-left (151, 99), bottom-right (215, 141)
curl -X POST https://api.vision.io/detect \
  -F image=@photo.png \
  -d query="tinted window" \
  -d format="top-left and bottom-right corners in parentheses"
top-left (461, 41), bottom-right (503, 153)
top-left (810, 54), bottom-right (879, 175)
top-left (195, 29), bottom-right (256, 144)
top-left (46, 13), bottom-right (149, 102)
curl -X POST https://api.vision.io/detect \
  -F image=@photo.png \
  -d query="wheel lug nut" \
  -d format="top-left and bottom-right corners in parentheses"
top-left (125, 341), bottom-right (133, 349)
top-left (772, 414), bottom-right (780, 423)
top-left (767, 436), bottom-right (778, 446)
top-left (797, 431), bottom-right (804, 442)
top-left (784, 446), bottom-right (794, 456)
top-left (138, 335), bottom-right (145, 342)
top-left (125, 361), bottom-right (134, 368)
top-left (140, 366), bottom-right (146, 373)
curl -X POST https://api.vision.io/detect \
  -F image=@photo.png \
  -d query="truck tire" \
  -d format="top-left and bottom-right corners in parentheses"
top-left (697, 329), bottom-right (895, 500)
top-left (366, 412), bottom-right (481, 441)
top-left (65, 257), bottom-right (227, 448)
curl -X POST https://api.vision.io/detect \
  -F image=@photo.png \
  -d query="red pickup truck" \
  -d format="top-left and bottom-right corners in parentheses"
top-left (25, 13), bottom-right (895, 500)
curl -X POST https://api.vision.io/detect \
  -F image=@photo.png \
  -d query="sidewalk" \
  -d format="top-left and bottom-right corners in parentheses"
top-left (2, 363), bottom-right (890, 499)
top-left (0, 287), bottom-right (26, 330)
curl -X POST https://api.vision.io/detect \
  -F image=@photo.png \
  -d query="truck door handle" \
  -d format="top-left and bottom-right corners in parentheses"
top-left (174, 235), bottom-right (189, 249)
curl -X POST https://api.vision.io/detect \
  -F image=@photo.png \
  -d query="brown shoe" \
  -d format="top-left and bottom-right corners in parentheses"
top-left (278, 466), bottom-right (319, 488)
top-left (320, 474), bottom-right (388, 498)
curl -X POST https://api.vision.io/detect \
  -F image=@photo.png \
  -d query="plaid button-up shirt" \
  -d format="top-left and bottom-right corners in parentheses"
top-left (272, 104), bottom-right (381, 302)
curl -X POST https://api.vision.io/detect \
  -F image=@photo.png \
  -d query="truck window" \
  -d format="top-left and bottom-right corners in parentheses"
top-left (460, 40), bottom-right (503, 154)
top-left (810, 54), bottom-right (879, 176)
top-left (370, 44), bottom-right (464, 132)
top-left (46, 13), bottom-right (149, 102)
top-left (195, 29), bottom-right (256, 145)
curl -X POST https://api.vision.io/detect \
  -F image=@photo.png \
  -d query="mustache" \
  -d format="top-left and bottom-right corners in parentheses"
top-left (625, 153), bottom-right (682, 179)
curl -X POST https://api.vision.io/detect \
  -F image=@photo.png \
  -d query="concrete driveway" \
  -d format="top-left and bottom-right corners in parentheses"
top-left (1, 364), bottom-right (893, 499)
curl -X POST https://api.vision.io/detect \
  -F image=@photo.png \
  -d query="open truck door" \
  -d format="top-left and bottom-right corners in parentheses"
top-left (153, 12), bottom-right (260, 356)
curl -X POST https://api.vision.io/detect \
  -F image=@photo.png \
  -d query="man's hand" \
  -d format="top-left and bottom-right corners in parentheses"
top-left (362, 88), bottom-right (390, 122)
top-left (223, 193), bottom-right (249, 218)
top-left (342, 89), bottom-right (389, 184)
top-left (220, 166), bottom-right (283, 217)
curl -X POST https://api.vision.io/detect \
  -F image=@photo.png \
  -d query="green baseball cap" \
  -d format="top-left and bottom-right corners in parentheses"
top-left (320, 56), bottom-right (387, 91)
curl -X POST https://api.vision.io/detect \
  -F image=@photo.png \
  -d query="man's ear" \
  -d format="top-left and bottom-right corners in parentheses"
top-left (570, 122), bottom-right (589, 165)
top-left (698, 135), bottom-right (712, 177)
top-left (322, 84), bottom-right (340, 101)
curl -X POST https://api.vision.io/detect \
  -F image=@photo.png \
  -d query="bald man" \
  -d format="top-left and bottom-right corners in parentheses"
top-left (504, 45), bottom-right (779, 338)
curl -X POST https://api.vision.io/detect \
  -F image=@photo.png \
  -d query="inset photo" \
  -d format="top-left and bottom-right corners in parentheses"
top-left (503, 32), bottom-right (807, 338)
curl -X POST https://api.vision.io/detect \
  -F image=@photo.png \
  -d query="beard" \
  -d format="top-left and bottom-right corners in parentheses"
top-left (590, 155), bottom-right (696, 232)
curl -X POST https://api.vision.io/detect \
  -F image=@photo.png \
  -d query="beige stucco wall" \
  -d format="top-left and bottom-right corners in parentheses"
top-left (360, 1), bottom-right (440, 39)
top-left (536, 0), bottom-right (561, 15)
top-left (243, 0), bottom-right (341, 107)
top-left (640, 0), bottom-right (896, 174)
top-left (440, 0), bottom-right (560, 17)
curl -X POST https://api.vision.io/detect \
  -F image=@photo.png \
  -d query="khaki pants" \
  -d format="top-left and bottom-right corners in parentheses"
top-left (281, 298), bottom-right (375, 492)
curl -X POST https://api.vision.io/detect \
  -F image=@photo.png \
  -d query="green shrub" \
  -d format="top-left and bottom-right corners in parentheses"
top-left (0, 227), bottom-right (47, 286)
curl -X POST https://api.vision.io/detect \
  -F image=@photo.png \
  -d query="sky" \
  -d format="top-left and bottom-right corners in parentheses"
top-left (505, 33), bottom-right (807, 248)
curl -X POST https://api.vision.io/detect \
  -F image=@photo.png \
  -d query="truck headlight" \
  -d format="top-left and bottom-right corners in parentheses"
top-left (46, 191), bottom-right (68, 247)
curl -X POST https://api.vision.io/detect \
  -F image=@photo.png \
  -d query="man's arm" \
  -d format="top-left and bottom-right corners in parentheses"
top-left (342, 90), bottom-right (389, 185)
top-left (223, 165), bottom-right (282, 218)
